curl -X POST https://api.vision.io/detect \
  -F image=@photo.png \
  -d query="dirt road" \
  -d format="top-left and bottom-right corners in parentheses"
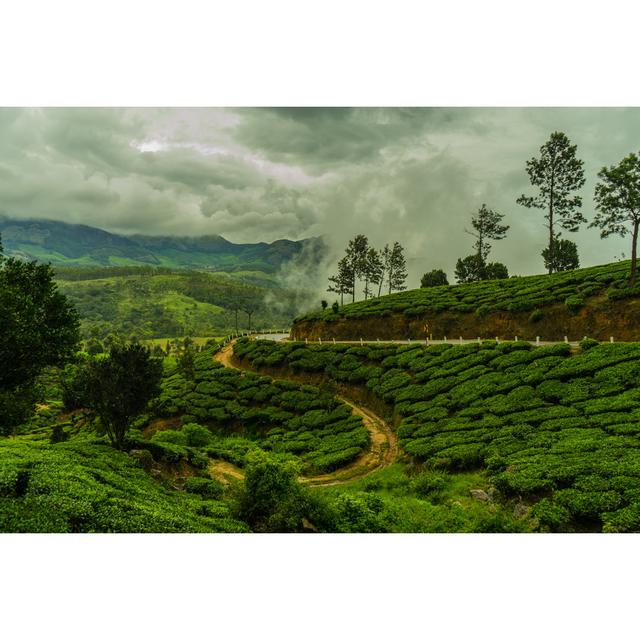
top-left (212, 341), bottom-right (397, 487)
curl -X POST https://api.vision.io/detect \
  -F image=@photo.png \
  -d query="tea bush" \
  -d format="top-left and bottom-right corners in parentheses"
top-left (236, 338), bottom-right (640, 531)
top-left (145, 349), bottom-right (370, 475)
top-left (0, 438), bottom-right (247, 532)
top-left (294, 260), bottom-right (637, 324)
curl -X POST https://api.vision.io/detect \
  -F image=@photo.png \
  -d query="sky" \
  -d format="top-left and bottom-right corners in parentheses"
top-left (1, 107), bottom-right (639, 288)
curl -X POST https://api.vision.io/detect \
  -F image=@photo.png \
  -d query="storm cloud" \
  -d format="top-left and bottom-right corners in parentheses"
top-left (1, 107), bottom-right (640, 288)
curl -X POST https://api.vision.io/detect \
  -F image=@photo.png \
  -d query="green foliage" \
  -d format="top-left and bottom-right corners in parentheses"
top-left (421, 269), bottom-right (448, 288)
top-left (82, 344), bottom-right (163, 449)
top-left (298, 259), bottom-right (636, 324)
top-left (455, 254), bottom-right (485, 283)
top-left (542, 238), bottom-right (579, 273)
top-left (183, 476), bottom-right (224, 499)
top-left (234, 451), bottom-right (310, 532)
top-left (565, 294), bottom-right (584, 314)
top-left (517, 131), bottom-right (586, 274)
top-left (529, 308), bottom-right (543, 323)
top-left (236, 338), bottom-right (640, 531)
top-left (149, 348), bottom-right (369, 474)
top-left (592, 151), bottom-right (640, 286)
top-left (580, 337), bottom-right (600, 351)
top-left (0, 247), bottom-right (80, 431)
top-left (0, 438), bottom-right (247, 532)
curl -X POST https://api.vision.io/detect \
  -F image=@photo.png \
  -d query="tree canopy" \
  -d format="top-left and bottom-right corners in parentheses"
top-left (517, 131), bottom-right (585, 274)
top-left (592, 151), bottom-right (640, 286)
top-left (0, 234), bottom-right (80, 430)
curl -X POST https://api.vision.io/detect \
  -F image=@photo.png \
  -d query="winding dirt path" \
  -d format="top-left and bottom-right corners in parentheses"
top-left (211, 340), bottom-right (397, 487)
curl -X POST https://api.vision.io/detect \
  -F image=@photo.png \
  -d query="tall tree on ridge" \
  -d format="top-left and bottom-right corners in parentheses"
top-left (362, 247), bottom-right (383, 299)
top-left (592, 151), bottom-right (640, 286)
top-left (466, 204), bottom-right (509, 263)
top-left (387, 242), bottom-right (407, 294)
top-left (327, 256), bottom-right (353, 306)
top-left (346, 234), bottom-right (369, 303)
top-left (378, 244), bottom-right (392, 296)
top-left (517, 131), bottom-right (586, 274)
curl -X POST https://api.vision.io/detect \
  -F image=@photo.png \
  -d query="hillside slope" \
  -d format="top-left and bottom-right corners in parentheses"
top-left (235, 338), bottom-right (640, 532)
top-left (293, 261), bottom-right (640, 342)
top-left (56, 268), bottom-right (299, 338)
top-left (0, 216), bottom-right (324, 272)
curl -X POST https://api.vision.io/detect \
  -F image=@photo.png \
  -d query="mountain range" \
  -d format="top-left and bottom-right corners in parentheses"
top-left (0, 216), bottom-right (323, 273)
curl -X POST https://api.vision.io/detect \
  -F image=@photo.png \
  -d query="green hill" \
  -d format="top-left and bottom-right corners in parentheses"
top-left (0, 216), bottom-right (324, 272)
top-left (55, 267), bottom-right (299, 339)
top-left (293, 260), bottom-right (640, 342)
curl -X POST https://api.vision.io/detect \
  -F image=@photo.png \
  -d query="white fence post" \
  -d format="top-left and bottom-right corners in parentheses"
top-left (536, 336), bottom-right (540, 346)
top-left (333, 338), bottom-right (336, 344)
top-left (610, 336), bottom-right (614, 343)
top-left (515, 336), bottom-right (518, 342)
top-left (477, 337), bottom-right (481, 344)
top-left (444, 336), bottom-right (447, 342)
top-left (564, 336), bottom-right (568, 343)
top-left (495, 337), bottom-right (499, 343)
top-left (360, 337), bottom-right (363, 345)
top-left (459, 336), bottom-right (463, 344)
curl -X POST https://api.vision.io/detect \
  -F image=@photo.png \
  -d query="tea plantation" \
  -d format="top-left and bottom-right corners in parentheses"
top-left (235, 337), bottom-right (640, 532)
top-left (139, 349), bottom-right (370, 475)
top-left (0, 437), bottom-right (248, 533)
top-left (296, 259), bottom-right (638, 322)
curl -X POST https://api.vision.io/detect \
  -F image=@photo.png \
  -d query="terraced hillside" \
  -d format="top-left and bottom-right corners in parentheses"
top-left (135, 350), bottom-right (371, 477)
top-left (293, 261), bottom-right (640, 342)
top-left (235, 338), bottom-right (640, 532)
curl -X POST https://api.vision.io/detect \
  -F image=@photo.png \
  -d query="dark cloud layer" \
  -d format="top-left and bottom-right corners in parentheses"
top-left (1, 107), bottom-right (639, 289)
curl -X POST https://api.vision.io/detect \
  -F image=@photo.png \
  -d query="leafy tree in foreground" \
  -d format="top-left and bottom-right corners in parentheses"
top-left (517, 131), bottom-right (586, 274)
top-left (387, 241), bottom-right (408, 294)
top-left (0, 234), bottom-right (80, 432)
top-left (421, 269), bottom-right (449, 288)
top-left (234, 451), bottom-right (311, 533)
top-left (466, 203), bottom-right (509, 262)
top-left (591, 151), bottom-right (640, 286)
top-left (83, 344), bottom-right (163, 449)
top-left (542, 237), bottom-right (579, 273)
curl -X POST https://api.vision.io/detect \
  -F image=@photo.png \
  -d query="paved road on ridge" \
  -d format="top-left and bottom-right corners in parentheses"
top-left (250, 333), bottom-right (586, 347)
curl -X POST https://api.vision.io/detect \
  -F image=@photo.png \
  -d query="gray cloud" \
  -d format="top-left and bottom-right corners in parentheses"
top-left (1, 107), bottom-right (639, 291)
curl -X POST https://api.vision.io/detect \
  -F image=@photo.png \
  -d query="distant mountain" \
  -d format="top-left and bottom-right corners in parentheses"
top-left (0, 217), bottom-right (324, 273)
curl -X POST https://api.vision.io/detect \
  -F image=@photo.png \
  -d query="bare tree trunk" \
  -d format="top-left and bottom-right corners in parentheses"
top-left (548, 174), bottom-right (555, 274)
top-left (630, 220), bottom-right (639, 287)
